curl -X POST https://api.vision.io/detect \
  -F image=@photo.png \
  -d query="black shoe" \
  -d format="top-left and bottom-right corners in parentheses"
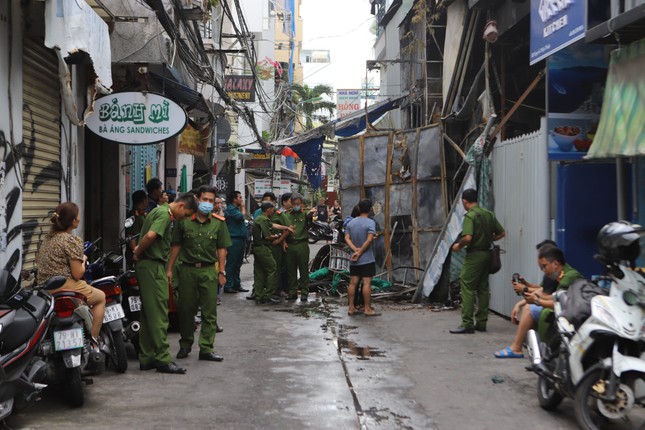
top-left (223, 288), bottom-right (238, 294)
top-left (216, 325), bottom-right (223, 333)
top-left (286, 294), bottom-right (298, 301)
top-left (176, 348), bottom-right (190, 359)
top-left (234, 286), bottom-right (249, 292)
top-left (266, 296), bottom-right (281, 304)
top-left (156, 362), bottom-right (187, 374)
top-left (246, 294), bottom-right (256, 300)
top-left (139, 362), bottom-right (156, 371)
top-left (475, 326), bottom-right (487, 332)
top-left (199, 352), bottom-right (224, 362)
top-left (449, 326), bottom-right (475, 334)
top-left (300, 293), bottom-right (308, 302)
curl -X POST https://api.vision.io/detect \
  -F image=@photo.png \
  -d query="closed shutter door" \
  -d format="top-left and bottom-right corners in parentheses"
top-left (22, 38), bottom-right (62, 270)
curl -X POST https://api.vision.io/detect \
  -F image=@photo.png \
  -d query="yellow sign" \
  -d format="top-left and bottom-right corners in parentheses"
top-left (179, 124), bottom-right (209, 156)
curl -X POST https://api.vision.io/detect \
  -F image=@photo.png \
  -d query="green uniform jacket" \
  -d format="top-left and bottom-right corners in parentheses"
top-left (555, 263), bottom-right (584, 291)
top-left (283, 209), bottom-right (309, 242)
top-left (138, 205), bottom-right (174, 262)
top-left (172, 213), bottom-right (232, 263)
top-left (253, 214), bottom-right (274, 246)
top-left (462, 206), bottom-right (504, 252)
top-left (224, 204), bottom-right (247, 238)
top-left (126, 210), bottom-right (146, 238)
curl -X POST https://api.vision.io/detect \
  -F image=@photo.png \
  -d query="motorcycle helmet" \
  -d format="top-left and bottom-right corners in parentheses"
top-left (596, 221), bottom-right (643, 264)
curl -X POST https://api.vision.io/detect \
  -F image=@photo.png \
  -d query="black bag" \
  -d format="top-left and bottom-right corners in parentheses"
top-left (560, 279), bottom-right (608, 328)
top-left (489, 244), bottom-right (502, 274)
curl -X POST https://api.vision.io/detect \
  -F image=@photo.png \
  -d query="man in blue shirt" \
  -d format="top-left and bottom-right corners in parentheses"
top-left (345, 199), bottom-right (380, 317)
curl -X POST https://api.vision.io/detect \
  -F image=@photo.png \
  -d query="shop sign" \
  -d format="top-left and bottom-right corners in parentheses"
top-left (179, 124), bottom-right (210, 157)
top-left (225, 75), bottom-right (256, 102)
top-left (254, 179), bottom-right (272, 197)
top-left (279, 180), bottom-right (292, 195)
top-left (547, 42), bottom-right (609, 161)
top-left (337, 89), bottom-right (361, 118)
top-left (529, 0), bottom-right (585, 65)
top-left (86, 92), bottom-right (187, 144)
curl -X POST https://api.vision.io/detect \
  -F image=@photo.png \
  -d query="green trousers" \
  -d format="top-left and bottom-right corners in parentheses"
top-left (272, 244), bottom-right (287, 293)
top-left (135, 259), bottom-right (172, 366)
top-left (224, 237), bottom-right (245, 290)
top-left (459, 250), bottom-right (491, 330)
top-left (286, 241), bottom-right (309, 295)
top-left (177, 265), bottom-right (218, 353)
top-left (253, 245), bottom-right (277, 300)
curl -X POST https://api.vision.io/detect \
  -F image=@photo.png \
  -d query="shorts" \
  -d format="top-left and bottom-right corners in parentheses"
top-left (529, 304), bottom-right (543, 322)
top-left (51, 278), bottom-right (95, 301)
top-left (349, 262), bottom-right (376, 278)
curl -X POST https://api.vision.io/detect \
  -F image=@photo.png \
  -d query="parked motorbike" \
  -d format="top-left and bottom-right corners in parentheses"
top-left (37, 277), bottom-right (99, 407)
top-left (0, 271), bottom-right (58, 419)
top-left (308, 215), bottom-right (343, 244)
top-left (83, 238), bottom-right (128, 373)
top-left (244, 219), bottom-right (254, 262)
top-left (526, 221), bottom-right (645, 430)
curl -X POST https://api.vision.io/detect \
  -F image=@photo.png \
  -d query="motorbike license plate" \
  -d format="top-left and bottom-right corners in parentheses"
top-left (53, 328), bottom-right (84, 351)
top-left (103, 304), bottom-right (125, 323)
top-left (128, 296), bottom-right (142, 312)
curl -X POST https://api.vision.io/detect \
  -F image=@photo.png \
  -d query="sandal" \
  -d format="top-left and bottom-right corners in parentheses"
top-left (348, 309), bottom-right (363, 316)
top-left (494, 347), bottom-right (524, 359)
top-left (364, 312), bottom-right (381, 317)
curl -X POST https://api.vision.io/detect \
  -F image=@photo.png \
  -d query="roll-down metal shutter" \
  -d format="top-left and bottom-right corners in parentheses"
top-left (21, 38), bottom-right (62, 270)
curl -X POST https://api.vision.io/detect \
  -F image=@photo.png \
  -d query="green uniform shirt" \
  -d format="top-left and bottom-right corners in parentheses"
top-left (253, 214), bottom-right (274, 246)
top-left (224, 204), bottom-right (247, 238)
top-left (556, 263), bottom-right (584, 291)
top-left (138, 205), bottom-right (173, 262)
top-left (283, 209), bottom-right (309, 242)
top-left (172, 213), bottom-right (232, 264)
top-left (462, 206), bottom-right (504, 252)
top-left (126, 210), bottom-right (146, 238)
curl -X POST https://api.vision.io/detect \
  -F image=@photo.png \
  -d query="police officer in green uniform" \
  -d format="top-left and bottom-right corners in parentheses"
top-left (252, 202), bottom-right (293, 304)
top-left (133, 193), bottom-right (197, 374)
top-left (271, 193), bottom-right (292, 295)
top-left (450, 188), bottom-right (505, 334)
top-left (283, 193), bottom-right (313, 301)
top-left (167, 186), bottom-right (232, 362)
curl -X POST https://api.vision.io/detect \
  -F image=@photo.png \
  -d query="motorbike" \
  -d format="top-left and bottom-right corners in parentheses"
top-left (526, 222), bottom-right (645, 430)
top-left (37, 277), bottom-right (99, 407)
top-left (244, 219), bottom-right (254, 262)
top-left (308, 215), bottom-right (343, 244)
top-left (0, 271), bottom-right (58, 419)
top-left (83, 238), bottom-right (128, 373)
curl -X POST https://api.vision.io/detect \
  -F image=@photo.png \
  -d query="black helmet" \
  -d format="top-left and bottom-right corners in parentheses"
top-left (596, 221), bottom-right (643, 264)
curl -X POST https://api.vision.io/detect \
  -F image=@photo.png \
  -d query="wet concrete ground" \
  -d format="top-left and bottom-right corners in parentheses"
top-left (5, 247), bottom-right (583, 430)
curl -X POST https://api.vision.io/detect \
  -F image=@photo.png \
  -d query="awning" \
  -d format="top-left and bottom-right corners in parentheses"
top-left (149, 71), bottom-right (214, 120)
top-left (586, 38), bottom-right (645, 158)
top-left (269, 95), bottom-right (406, 189)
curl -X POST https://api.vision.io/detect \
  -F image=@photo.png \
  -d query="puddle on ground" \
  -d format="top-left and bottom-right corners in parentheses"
top-left (335, 323), bottom-right (386, 360)
top-left (270, 299), bottom-right (330, 319)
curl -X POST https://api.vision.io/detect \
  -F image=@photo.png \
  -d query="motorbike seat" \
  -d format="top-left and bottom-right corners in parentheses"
top-left (52, 290), bottom-right (86, 300)
top-left (91, 276), bottom-right (117, 288)
top-left (0, 304), bottom-right (43, 353)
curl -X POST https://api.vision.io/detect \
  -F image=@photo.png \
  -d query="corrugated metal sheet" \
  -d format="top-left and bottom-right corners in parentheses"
top-left (489, 123), bottom-right (549, 317)
top-left (22, 38), bottom-right (62, 270)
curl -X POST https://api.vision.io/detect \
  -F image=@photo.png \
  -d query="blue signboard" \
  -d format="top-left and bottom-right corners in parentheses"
top-left (530, 0), bottom-right (586, 65)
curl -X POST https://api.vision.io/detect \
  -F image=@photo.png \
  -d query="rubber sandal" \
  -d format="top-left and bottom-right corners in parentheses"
top-left (364, 312), bottom-right (381, 317)
top-left (494, 347), bottom-right (524, 359)
top-left (348, 309), bottom-right (363, 316)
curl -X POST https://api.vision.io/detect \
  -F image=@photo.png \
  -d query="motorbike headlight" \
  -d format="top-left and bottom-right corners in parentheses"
top-left (591, 300), bottom-right (621, 332)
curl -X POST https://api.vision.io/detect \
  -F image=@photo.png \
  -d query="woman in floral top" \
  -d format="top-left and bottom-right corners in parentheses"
top-left (36, 202), bottom-right (106, 339)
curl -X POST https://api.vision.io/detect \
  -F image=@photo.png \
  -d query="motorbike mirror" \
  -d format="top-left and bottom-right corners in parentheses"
top-left (124, 217), bottom-right (135, 229)
top-left (43, 276), bottom-right (68, 291)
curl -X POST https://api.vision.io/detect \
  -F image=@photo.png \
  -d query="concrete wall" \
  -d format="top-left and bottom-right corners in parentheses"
top-left (0, 0), bottom-right (24, 277)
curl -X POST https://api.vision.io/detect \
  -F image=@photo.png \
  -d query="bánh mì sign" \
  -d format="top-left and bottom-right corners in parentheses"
top-left (85, 92), bottom-right (187, 144)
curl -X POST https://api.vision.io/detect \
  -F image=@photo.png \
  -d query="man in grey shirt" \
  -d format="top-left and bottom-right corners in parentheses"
top-left (345, 199), bottom-right (380, 317)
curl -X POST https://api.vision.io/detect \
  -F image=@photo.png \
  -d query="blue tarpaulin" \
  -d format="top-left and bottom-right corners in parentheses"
top-left (275, 95), bottom-right (406, 188)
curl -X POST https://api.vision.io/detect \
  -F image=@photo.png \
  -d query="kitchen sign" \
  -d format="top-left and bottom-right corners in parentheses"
top-left (86, 92), bottom-right (187, 144)
top-left (529, 0), bottom-right (586, 65)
